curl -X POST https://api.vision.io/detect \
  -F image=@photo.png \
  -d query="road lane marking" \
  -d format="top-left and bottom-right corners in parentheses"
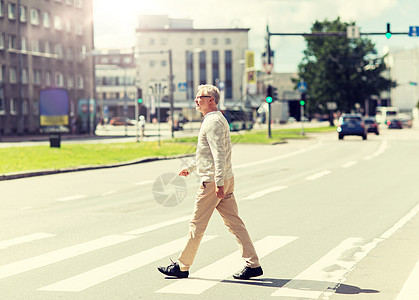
top-left (124, 215), bottom-right (190, 235)
top-left (363, 140), bottom-right (388, 160)
top-left (0, 233), bottom-right (56, 250)
top-left (305, 170), bottom-right (331, 181)
top-left (38, 235), bottom-right (217, 292)
top-left (235, 142), bottom-right (322, 169)
top-left (380, 203), bottom-right (419, 239)
top-left (341, 161), bottom-right (357, 168)
top-left (156, 235), bottom-right (298, 295)
top-left (271, 237), bottom-right (380, 298)
top-left (134, 180), bottom-right (154, 186)
top-left (0, 235), bottom-right (137, 280)
top-left (395, 259), bottom-right (419, 300)
top-left (56, 195), bottom-right (87, 202)
top-left (243, 186), bottom-right (288, 200)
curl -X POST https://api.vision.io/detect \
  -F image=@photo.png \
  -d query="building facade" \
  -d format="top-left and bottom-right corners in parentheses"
top-left (94, 49), bottom-right (141, 123)
top-left (0, 0), bottom-right (94, 135)
top-left (135, 15), bottom-right (249, 121)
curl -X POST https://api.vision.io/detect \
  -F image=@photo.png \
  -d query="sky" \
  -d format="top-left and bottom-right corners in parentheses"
top-left (93, 0), bottom-right (419, 73)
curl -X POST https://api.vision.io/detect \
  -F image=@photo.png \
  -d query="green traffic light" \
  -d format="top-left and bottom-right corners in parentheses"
top-left (385, 32), bottom-right (391, 39)
top-left (266, 96), bottom-right (273, 104)
top-left (300, 100), bottom-right (305, 106)
top-left (138, 98), bottom-right (143, 104)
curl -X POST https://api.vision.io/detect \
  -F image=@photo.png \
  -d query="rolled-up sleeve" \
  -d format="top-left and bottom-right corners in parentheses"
top-left (206, 120), bottom-right (226, 186)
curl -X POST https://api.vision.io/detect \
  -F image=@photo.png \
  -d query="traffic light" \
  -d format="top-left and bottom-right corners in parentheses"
top-left (266, 85), bottom-right (273, 103)
top-left (300, 92), bottom-right (306, 106)
top-left (272, 86), bottom-right (278, 101)
top-left (385, 23), bottom-right (391, 39)
top-left (137, 88), bottom-right (143, 104)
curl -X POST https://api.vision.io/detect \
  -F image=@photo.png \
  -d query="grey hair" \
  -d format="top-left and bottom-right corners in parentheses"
top-left (197, 84), bottom-right (220, 104)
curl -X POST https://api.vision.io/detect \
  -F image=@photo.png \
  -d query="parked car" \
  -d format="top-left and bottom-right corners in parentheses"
top-left (387, 118), bottom-right (403, 129)
top-left (337, 114), bottom-right (367, 140)
top-left (109, 117), bottom-right (135, 126)
top-left (399, 114), bottom-right (412, 128)
top-left (364, 117), bottom-right (379, 135)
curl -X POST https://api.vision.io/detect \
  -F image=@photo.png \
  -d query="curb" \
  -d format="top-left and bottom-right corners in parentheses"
top-left (0, 153), bottom-right (195, 181)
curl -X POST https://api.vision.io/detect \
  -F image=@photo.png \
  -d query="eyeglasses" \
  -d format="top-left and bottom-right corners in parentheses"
top-left (195, 95), bottom-right (212, 100)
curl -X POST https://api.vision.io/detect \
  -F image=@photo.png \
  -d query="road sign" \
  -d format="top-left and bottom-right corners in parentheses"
top-left (409, 26), bottom-right (419, 37)
top-left (347, 26), bottom-right (360, 39)
top-left (178, 82), bottom-right (187, 92)
top-left (327, 102), bottom-right (337, 110)
top-left (297, 81), bottom-right (307, 92)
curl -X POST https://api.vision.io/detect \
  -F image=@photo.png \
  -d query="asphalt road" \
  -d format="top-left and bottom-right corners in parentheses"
top-left (0, 125), bottom-right (418, 299)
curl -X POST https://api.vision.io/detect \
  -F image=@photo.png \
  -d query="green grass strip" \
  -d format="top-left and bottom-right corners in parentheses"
top-left (0, 142), bottom-right (196, 174)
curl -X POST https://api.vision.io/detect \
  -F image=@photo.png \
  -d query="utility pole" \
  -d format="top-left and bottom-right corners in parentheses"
top-left (168, 49), bottom-right (174, 138)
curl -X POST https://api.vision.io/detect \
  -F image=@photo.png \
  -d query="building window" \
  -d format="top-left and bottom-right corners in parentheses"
top-left (76, 75), bottom-right (84, 89)
top-left (21, 37), bottom-right (27, 51)
top-left (75, 23), bottom-right (82, 35)
top-left (149, 60), bottom-right (155, 67)
top-left (9, 67), bottom-right (17, 83)
top-left (161, 60), bottom-right (167, 67)
top-left (31, 39), bottom-right (40, 52)
top-left (55, 43), bottom-right (63, 59)
top-left (8, 3), bottom-right (16, 20)
top-left (186, 38), bottom-right (192, 45)
top-left (44, 41), bottom-right (51, 54)
top-left (22, 100), bottom-right (28, 115)
top-left (32, 101), bottom-right (39, 115)
top-left (45, 71), bottom-right (52, 86)
top-left (54, 16), bottom-right (62, 30)
top-left (199, 38), bottom-right (205, 45)
top-left (66, 0), bottom-right (73, 5)
top-left (212, 38), bottom-right (218, 45)
top-left (67, 75), bottom-right (74, 88)
top-left (66, 19), bottom-right (71, 33)
top-left (149, 38), bottom-right (155, 46)
top-left (19, 5), bottom-right (26, 22)
top-left (8, 35), bottom-right (17, 49)
top-left (212, 50), bottom-right (219, 86)
top-left (186, 51), bottom-right (194, 100)
top-left (199, 51), bottom-right (206, 85)
top-left (21, 69), bottom-right (28, 84)
top-left (225, 50), bottom-right (232, 99)
top-left (55, 72), bottom-right (64, 87)
top-left (0, 90), bottom-right (5, 113)
top-left (0, 33), bottom-right (5, 50)
top-left (75, 0), bottom-right (83, 8)
top-left (160, 38), bottom-right (167, 45)
top-left (0, 1), bottom-right (4, 18)
top-left (10, 98), bottom-right (17, 115)
top-left (67, 47), bottom-right (73, 60)
top-left (30, 8), bottom-right (39, 25)
top-left (33, 70), bottom-right (41, 85)
top-left (43, 12), bottom-right (50, 28)
top-left (0, 65), bottom-right (3, 82)
top-left (225, 38), bottom-right (231, 45)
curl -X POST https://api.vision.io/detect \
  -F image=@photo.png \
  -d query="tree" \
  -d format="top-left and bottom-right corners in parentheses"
top-left (295, 17), bottom-right (396, 117)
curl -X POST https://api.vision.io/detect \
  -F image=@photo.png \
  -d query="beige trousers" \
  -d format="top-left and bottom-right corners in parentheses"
top-left (178, 177), bottom-right (260, 271)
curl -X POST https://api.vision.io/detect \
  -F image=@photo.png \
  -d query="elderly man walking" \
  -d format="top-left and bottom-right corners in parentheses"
top-left (158, 84), bottom-right (262, 280)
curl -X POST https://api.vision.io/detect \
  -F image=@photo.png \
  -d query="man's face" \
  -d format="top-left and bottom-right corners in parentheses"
top-left (194, 92), bottom-right (213, 114)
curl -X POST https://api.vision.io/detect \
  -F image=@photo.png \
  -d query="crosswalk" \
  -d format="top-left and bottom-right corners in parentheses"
top-left (0, 218), bottom-right (417, 299)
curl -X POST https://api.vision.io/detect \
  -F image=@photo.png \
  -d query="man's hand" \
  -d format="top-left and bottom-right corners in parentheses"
top-left (216, 185), bottom-right (225, 199)
top-left (179, 169), bottom-right (190, 177)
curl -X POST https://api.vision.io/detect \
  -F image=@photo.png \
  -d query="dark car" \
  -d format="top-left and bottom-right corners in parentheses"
top-left (387, 118), bottom-right (403, 129)
top-left (337, 114), bottom-right (367, 140)
top-left (364, 117), bottom-right (379, 135)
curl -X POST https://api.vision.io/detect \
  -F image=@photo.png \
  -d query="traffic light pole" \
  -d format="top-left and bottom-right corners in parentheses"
top-left (300, 103), bottom-right (305, 136)
top-left (268, 102), bottom-right (272, 139)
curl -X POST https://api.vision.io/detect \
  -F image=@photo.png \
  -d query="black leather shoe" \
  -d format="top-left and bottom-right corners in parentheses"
top-left (158, 259), bottom-right (189, 278)
top-left (233, 266), bottom-right (263, 279)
